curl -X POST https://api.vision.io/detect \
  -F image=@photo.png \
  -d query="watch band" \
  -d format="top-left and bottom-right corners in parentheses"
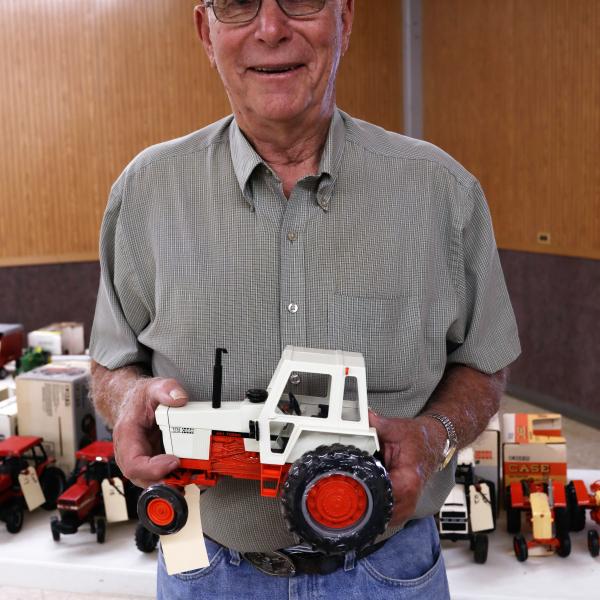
top-left (423, 413), bottom-right (458, 471)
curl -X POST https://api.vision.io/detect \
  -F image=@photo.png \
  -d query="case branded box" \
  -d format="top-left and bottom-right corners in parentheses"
top-left (27, 322), bottom-right (84, 356)
top-left (502, 413), bottom-right (567, 485)
top-left (15, 364), bottom-right (96, 472)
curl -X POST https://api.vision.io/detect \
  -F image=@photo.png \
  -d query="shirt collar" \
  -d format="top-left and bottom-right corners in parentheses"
top-left (228, 108), bottom-right (346, 210)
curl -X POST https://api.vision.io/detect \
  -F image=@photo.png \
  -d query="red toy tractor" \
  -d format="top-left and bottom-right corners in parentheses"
top-left (506, 479), bottom-right (571, 561)
top-left (0, 435), bottom-right (65, 533)
top-left (50, 440), bottom-right (155, 550)
top-left (565, 479), bottom-right (600, 558)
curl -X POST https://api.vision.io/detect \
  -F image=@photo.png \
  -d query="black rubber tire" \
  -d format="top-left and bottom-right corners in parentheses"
top-left (554, 507), bottom-right (569, 539)
top-left (5, 505), bottom-right (24, 534)
top-left (505, 487), bottom-right (521, 534)
top-left (557, 534), bottom-right (571, 558)
top-left (566, 481), bottom-right (586, 532)
top-left (135, 522), bottom-right (159, 553)
top-left (96, 516), bottom-right (107, 544)
top-left (473, 533), bottom-right (488, 564)
top-left (513, 534), bottom-right (528, 562)
top-left (137, 484), bottom-right (188, 536)
top-left (50, 517), bottom-right (61, 542)
top-left (588, 529), bottom-right (599, 558)
top-left (280, 444), bottom-right (393, 554)
top-left (40, 466), bottom-right (66, 510)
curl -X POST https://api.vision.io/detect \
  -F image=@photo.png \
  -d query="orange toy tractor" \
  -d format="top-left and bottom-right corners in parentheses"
top-left (565, 479), bottom-right (600, 558)
top-left (0, 435), bottom-right (65, 533)
top-left (506, 479), bottom-right (571, 561)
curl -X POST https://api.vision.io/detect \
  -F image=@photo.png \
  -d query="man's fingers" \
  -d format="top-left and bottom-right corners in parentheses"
top-left (121, 453), bottom-right (180, 488)
top-left (145, 378), bottom-right (189, 410)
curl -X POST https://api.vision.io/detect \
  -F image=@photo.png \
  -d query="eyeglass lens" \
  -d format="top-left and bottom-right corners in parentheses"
top-left (211, 0), bottom-right (326, 24)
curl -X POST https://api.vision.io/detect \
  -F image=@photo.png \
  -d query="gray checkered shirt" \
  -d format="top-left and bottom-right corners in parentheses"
top-left (90, 109), bottom-right (520, 552)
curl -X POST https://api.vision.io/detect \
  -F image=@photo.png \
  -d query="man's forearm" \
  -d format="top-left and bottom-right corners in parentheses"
top-left (418, 364), bottom-right (507, 450)
top-left (90, 360), bottom-right (149, 427)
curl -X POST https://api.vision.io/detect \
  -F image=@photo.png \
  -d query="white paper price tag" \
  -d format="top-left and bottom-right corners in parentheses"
top-left (18, 466), bottom-right (45, 511)
top-left (469, 483), bottom-right (494, 532)
top-left (160, 485), bottom-right (209, 576)
top-left (102, 477), bottom-right (129, 523)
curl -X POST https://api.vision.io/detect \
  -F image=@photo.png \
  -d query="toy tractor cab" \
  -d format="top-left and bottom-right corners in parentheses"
top-left (138, 346), bottom-right (393, 554)
top-left (0, 435), bottom-right (65, 533)
top-left (51, 440), bottom-right (140, 544)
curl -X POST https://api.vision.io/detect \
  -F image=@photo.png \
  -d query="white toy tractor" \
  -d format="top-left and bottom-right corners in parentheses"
top-left (137, 346), bottom-right (393, 553)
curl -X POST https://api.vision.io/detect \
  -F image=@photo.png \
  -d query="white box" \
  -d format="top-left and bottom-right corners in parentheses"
top-left (15, 364), bottom-right (95, 472)
top-left (0, 396), bottom-right (18, 440)
top-left (28, 322), bottom-right (84, 356)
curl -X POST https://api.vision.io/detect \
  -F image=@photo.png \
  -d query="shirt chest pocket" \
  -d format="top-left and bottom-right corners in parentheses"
top-left (328, 293), bottom-right (422, 394)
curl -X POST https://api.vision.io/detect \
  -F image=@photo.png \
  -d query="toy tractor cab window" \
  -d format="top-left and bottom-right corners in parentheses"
top-left (277, 372), bottom-right (331, 418)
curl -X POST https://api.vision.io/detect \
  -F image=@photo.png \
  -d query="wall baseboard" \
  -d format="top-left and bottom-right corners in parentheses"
top-left (507, 384), bottom-right (600, 430)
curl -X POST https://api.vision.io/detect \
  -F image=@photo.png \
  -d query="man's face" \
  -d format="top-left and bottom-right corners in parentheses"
top-left (195, 0), bottom-right (354, 126)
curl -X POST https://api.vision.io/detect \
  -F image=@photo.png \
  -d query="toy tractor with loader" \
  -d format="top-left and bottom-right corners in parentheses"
top-left (138, 346), bottom-right (394, 554)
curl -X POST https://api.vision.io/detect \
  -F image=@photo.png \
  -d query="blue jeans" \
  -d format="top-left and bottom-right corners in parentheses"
top-left (157, 516), bottom-right (450, 599)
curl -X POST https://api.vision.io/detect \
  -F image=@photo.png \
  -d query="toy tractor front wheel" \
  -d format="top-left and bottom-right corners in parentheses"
top-left (588, 530), bottom-right (599, 557)
top-left (95, 516), bottom-right (107, 544)
top-left (50, 517), bottom-right (61, 541)
top-left (135, 522), bottom-right (159, 553)
top-left (472, 533), bottom-right (488, 564)
top-left (513, 534), bottom-right (528, 562)
top-left (137, 484), bottom-right (188, 536)
top-left (557, 534), bottom-right (571, 558)
top-left (5, 504), bottom-right (24, 534)
top-left (280, 444), bottom-right (393, 554)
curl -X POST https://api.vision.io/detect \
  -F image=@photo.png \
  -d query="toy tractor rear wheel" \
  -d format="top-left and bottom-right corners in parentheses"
top-left (473, 533), bottom-right (488, 564)
top-left (505, 487), bottom-right (521, 534)
top-left (554, 507), bottom-right (569, 539)
top-left (5, 504), bottom-right (24, 534)
top-left (95, 516), bottom-right (107, 544)
top-left (513, 534), bottom-right (528, 562)
top-left (40, 466), bottom-right (66, 510)
top-left (566, 481), bottom-right (586, 532)
top-left (557, 534), bottom-right (571, 557)
top-left (280, 444), bottom-right (393, 554)
top-left (135, 522), bottom-right (159, 553)
top-left (588, 530), bottom-right (599, 557)
top-left (137, 484), bottom-right (188, 536)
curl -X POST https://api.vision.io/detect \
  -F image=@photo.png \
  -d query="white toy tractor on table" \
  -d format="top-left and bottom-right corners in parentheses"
top-left (137, 346), bottom-right (393, 554)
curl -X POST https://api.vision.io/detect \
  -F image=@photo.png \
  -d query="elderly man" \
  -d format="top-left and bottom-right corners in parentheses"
top-left (90, 1), bottom-right (520, 598)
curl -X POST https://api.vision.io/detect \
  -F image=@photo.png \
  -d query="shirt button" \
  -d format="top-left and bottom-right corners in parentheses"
top-left (287, 303), bottom-right (299, 314)
top-left (287, 231), bottom-right (297, 242)
top-left (289, 372), bottom-right (301, 385)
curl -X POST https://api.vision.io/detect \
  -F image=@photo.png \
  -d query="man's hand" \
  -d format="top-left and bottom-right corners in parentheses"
top-left (111, 377), bottom-right (188, 488)
top-left (369, 411), bottom-right (446, 527)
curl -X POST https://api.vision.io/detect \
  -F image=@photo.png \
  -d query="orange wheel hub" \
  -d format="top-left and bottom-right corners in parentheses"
top-left (147, 498), bottom-right (175, 527)
top-left (306, 474), bottom-right (368, 529)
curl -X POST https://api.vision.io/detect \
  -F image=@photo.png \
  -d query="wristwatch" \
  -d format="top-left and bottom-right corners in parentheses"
top-left (423, 413), bottom-right (458, 472)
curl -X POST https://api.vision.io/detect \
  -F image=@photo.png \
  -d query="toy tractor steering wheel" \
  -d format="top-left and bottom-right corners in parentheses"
top-left (288, 392), bottom-right (301, 416)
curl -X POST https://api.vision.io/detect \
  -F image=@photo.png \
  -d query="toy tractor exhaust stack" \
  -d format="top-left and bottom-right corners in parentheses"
top-left (211, 348), bottom-right (227, 409)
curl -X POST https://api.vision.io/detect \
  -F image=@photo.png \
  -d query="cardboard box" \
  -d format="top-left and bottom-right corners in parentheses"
top-left (471, 413), bottom-right (501, 501)
top-left (15, 364), bottom-right (96, 473)
top-left (502, 413), bottom-right (567, 485)
top-left (0, 396), bottom-right (18, 440)
top-left (27, 322), bottom-right (84, 356)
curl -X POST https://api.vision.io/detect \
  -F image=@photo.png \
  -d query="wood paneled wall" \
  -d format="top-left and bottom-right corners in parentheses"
top-left (0, 0), bottom-right (403, 267)
top-left (422, 0), bottom-right (600, 260)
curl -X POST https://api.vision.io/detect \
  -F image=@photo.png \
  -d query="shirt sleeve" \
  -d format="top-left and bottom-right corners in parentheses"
top-left (446, 180), bottom-right (521, 373)
top-left (89, 175), bottom-right (152, 369)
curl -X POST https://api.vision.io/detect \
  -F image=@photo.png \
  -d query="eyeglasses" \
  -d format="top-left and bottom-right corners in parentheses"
top-left (203, 0), bottom-right (327, 25)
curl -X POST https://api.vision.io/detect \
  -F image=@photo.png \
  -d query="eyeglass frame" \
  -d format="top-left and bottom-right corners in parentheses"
top-left (201, 0), bottom-right (327, 25)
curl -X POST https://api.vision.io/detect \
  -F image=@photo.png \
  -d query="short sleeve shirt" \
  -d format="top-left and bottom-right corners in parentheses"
top-left (90, 109), bottom-right (520, 552)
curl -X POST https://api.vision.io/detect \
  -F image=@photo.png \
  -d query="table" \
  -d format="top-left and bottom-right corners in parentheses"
top-left (0, 470), bottom-right (598, 598)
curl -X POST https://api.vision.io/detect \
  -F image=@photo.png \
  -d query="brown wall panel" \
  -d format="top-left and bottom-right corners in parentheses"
top-left (422, 0), bottom-right (600, 260)
top-left (0, 0), bottom-right (403, 267)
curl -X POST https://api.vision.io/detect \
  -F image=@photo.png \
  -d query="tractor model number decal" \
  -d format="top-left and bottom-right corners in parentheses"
top-left (171, 427), bottom-right (194, 434)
